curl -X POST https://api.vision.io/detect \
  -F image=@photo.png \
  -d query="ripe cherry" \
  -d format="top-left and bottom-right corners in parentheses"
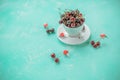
top-left (51, 53), bottom-right (56, 58)
top-left (93, 44), bottom-right (97, 48)
top-left (59, 32), bottom-right (65, 37)
top-left (96, 41), bottom-right (100, 46)
top-left (91, 40), bottom-right (95, 45)
top-left (63, 50), bottom-right (69, 55)
top-left (43, 23), bottom-right (48, 28)
top-left (100, 33), bottom-right (107, 38)
top-left (55, 58), bottom-right (59, 63)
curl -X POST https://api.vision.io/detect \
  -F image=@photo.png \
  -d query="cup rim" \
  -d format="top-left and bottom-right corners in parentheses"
top-left (63, 23), bottom-right (84, 29)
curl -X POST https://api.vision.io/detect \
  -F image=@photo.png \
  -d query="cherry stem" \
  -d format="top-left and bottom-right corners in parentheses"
top-left (105, 36), bottom-right (109, 39)
top-left (58, 8), bottom-right (72, 15)
top-left (97, 38), bottom-right (102, 42)
top-left (58, 8), bottom-right (64, 15)
top-left (97, 36), bottom-right (108, 42)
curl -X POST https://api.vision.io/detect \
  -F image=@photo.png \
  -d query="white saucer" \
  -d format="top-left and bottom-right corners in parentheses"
top-left (57, 24), bottom-right (91, 45)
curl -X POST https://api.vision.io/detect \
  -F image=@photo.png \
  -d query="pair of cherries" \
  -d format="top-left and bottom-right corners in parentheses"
top-left (43, 23), bottom-right (55, 34)
top-left (91, 41), bottom-right (100, 48)
top-left (50, 53), bottom-right (59, 63)
top-left (50, 50), bottom-right (69, 63)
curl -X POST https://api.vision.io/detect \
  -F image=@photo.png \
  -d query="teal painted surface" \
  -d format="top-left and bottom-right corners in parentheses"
top-left (0, 0), bottom-right (120, 80)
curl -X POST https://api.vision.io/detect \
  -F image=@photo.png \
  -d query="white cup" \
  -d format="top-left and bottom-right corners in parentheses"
top-left (63, 24), bottom-right (84, 37)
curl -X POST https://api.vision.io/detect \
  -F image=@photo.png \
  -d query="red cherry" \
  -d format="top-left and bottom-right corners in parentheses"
top-left (67, 13), bottom-right (70, 17)
top-left (80, 18), bottom-right (85, 22)
top-left (51, 53), bottom-right (55, 58)
top-left (93, 44), bottom-right (97, 48)
top-left (96, 41), bottom-right (100, 46)
top-left (59, 32), bottom-right (65, 37)
top-left (43, 23), bottom-right (48, 28)
top-left (79, 13), bottom-right (82, 17)
top-left (71, 23), bottom-right (75, 27)
top-left (63, 50), bottom-right (69, 55)
top-left (91, 40), bottom-right (95, 45)
top-left (70, 17), bottom-right (75, 21)
top-left (68, 24), bottom-right (71, 27)
top-left (59, 20), bottom-right (63, 24)
top-left (55, 58), bottom-right (59, 63)
top-left (100, 33), bottom-right (107, 38)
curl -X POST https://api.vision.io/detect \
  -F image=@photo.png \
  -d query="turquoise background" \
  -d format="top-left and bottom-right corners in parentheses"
top-left (0, 0), bottom-right (120, 80)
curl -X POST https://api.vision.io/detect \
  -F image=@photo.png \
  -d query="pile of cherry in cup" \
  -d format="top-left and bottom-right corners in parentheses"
top-left (59, 9), bottom-right (85, 28)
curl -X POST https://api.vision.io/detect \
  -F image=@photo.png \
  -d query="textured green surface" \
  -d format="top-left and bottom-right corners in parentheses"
top-left (0, 0), bottom-right (120, 80)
